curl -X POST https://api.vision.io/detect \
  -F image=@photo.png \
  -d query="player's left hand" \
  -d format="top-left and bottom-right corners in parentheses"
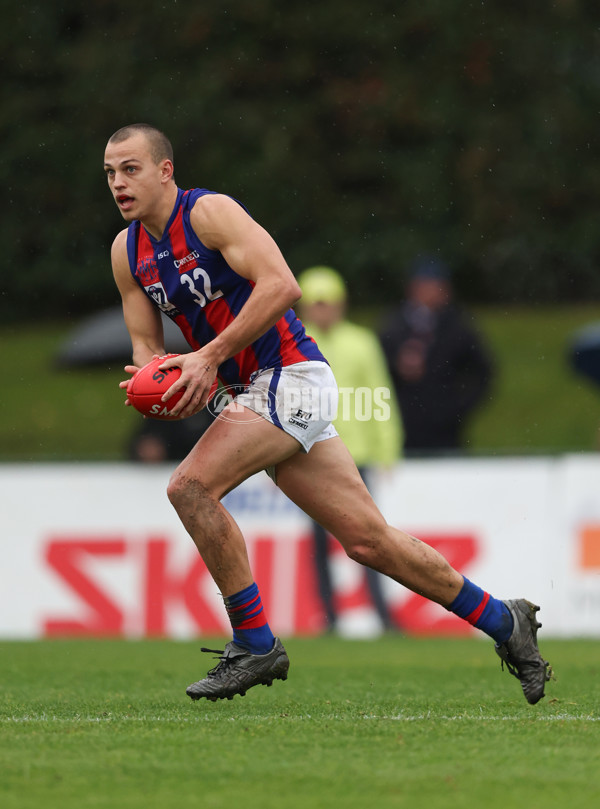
top-left (118, 364), bottom-right (140, 405)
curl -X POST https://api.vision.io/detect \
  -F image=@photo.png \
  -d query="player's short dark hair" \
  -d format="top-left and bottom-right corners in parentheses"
top-left (108, 123), bottom-right (174, 165)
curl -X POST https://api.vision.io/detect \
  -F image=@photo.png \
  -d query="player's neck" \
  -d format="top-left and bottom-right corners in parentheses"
top-left (141, 183), bottom-right (179, 240)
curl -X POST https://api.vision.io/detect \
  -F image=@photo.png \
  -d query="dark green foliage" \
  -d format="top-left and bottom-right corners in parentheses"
top-left (3, 1), bottom-right (600, 322)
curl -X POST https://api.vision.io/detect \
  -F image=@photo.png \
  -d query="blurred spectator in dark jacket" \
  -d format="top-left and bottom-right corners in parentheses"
top-left (128, 409), bottom-right (213, 463)
top-left (379, 255), bottom-right (494, 454)
top-left (568, 321), bottom-right (600, 450)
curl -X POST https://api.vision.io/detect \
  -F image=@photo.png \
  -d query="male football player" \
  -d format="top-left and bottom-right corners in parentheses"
top-left (104, 123), bottom-right (551, 704)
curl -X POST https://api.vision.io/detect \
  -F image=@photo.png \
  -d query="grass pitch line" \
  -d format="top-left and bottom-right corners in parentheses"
top-left (2, 712), bottom-right (598, 724)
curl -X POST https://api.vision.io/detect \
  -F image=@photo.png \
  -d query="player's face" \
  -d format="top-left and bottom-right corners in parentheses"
top-left (103, 133), bottom-right (169, 222)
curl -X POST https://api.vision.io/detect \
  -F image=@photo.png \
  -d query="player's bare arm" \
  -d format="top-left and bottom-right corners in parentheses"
top-left (193, 194), bottom-right (301, 359)
top-left (161, 194), bottom-right (302, 418)
top-left (111, 229), bottom-right (166, 401)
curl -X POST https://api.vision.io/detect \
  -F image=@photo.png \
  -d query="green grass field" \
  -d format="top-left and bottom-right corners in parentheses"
top-left (2, 306), bottom-right (600, 460)
top-left (1, 637), bottom-right (599, 809)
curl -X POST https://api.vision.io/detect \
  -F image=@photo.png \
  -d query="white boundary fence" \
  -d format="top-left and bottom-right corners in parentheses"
top-left (1, 455), bottom-right (599, 639)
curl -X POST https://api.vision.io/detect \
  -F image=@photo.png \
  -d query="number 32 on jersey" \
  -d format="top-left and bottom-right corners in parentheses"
top-left (180, 267), bottom-right (223, 307)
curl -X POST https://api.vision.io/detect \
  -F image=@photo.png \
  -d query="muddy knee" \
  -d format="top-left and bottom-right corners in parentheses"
top-left (167, 471), bottom-right (216, 520)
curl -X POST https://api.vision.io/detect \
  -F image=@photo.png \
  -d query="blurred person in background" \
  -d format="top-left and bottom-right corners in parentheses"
top-left (568, 321), bottom-right (600, 449)
top-left (379, 255), bottom-right (494, 455)
top-left (297, 266), bottom-right (403, 634)
top-left (128, 409), bottom-right (213, 463)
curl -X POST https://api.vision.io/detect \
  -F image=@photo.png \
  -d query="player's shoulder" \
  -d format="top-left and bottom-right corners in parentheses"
top-left (189, 191), bottom-right (252, 249)
top-left (111, 226), bottom-right (130, 249)
top-left (110, 227), bottom-right (129, 255)
top-left (190, 190), bottom-right (242, 221)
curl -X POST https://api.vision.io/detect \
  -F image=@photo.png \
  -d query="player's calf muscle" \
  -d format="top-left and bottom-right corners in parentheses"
top-left (387, 529), bottom-right (461, 604)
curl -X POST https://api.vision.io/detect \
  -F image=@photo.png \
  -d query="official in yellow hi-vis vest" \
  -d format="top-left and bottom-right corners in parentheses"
top-left (297, 266), bottom-right (403, 634)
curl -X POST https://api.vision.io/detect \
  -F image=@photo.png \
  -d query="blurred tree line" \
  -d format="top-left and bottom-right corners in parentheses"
top-left (2, 0), bottom-right (600, 323)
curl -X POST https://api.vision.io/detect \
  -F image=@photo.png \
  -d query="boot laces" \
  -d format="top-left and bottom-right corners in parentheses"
top-left (200, 646), bottom-right (233, 678)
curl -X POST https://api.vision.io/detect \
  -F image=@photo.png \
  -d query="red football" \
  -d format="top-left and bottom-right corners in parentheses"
top-left (127, 354), bottom-right (186, 420)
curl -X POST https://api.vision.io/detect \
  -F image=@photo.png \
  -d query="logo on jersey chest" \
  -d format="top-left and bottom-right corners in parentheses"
top-left (136, 256), bottom-right (159, 286)
top-left (138, 249), bottom-right (224, 313)
top-left (174, 250), bottom-right (200, 272)
top-left (143, 280), bottom-right (180, 316)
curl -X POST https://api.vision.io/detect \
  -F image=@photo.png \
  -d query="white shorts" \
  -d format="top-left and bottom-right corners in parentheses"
top-left (233, 361), bottom-right (339, 453)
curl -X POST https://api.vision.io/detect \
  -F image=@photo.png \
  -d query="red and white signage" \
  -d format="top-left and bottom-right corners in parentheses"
top-left (1, 457), bottom-right (599, 639)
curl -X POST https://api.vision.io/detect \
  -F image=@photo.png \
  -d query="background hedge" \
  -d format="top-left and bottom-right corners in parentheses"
top-left (3, 0), bottom-right (600, 323)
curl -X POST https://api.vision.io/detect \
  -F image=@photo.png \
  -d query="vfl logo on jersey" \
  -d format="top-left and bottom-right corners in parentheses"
top-left (136, 256), bottom-right (159, 286)
top-left (143, 281), bottom-right (179, 316)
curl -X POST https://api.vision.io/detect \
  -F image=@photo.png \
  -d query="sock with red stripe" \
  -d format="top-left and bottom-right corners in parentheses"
top-left (223, 582), bottom-right (275, 655)
top-left (448, 576), bottom-right (513, 643)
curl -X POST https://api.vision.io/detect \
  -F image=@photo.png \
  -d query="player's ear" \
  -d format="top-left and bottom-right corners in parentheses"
top-left (160, 159), bottom-right (174, 183)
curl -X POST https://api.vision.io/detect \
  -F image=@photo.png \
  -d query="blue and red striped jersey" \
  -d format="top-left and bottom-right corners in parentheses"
top-left (125, 187), bottom-right (326, 387)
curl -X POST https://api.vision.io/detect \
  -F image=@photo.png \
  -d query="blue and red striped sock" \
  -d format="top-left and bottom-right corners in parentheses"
top-left (448, 576), bottom-right (513, 643)
top-left (223, 582), bottom-right (275, 655)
